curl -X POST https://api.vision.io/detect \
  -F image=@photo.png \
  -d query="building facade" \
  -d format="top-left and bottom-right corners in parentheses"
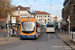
top-left (13, 5), bottom-right (31, 18)
top-left (35, 11), bottom-right (51, 25)
top-left (62, 0), bottom-right (75, 28)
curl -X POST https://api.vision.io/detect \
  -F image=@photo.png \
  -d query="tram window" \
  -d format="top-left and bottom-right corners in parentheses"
top-left (36, 23), bottom-right (39, 27)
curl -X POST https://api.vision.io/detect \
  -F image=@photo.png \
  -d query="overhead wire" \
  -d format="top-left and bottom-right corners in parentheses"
top-left (50, 0), bottom-right (52, 23)
top-left (25, 0), bottom-right (34, 10)
top-left (50, 0), bottom-right (52, 14)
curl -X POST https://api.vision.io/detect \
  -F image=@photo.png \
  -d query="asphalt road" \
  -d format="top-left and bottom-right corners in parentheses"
top-left (0, 32), bottom-right (71, 50)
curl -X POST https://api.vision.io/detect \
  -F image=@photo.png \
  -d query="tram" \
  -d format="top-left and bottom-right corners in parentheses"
top-left (20, 18), bottom-right (42, 39)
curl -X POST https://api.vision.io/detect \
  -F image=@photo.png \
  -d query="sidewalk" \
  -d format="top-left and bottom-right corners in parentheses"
top-left (56, 31), bottom-right (75, 49)
top-left (0, 36), bottom-right (20, 45)
top-left (0, 29), bottom-right (7, 32)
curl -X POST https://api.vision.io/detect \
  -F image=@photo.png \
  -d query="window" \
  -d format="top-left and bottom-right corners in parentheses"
top-left (48, 16), bottom-right (49, 17)
top-left (18, 8), bottom-right (20, 10)
top-left (72, 27), bottom-right (75, 31)
top-left (22, 21), bottom-right (35, 33)
top-left (48, 22), bottom-right (49, 23)
top-left (18, 11), bottom-right (20, 14)
top-left (47, 25), bottom-right (54, 27)
top-left (73, 5), bottom-right (75, 13)
top-left (45, 19), bottom-right (46, 21)
top-left (74, 18), bottom-right (75, 24)
top-left (45, 16), bottom-right (46, 17)
top-left (36, 23), bottom-right (39, 27)
top-left (48, 19), bottom-right (49, 21)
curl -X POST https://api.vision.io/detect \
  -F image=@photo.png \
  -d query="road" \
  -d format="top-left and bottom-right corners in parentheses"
top-left (0, 32), bottom-right (71, 50)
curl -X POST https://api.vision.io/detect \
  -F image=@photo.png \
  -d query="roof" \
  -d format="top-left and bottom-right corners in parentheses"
top-left (35, 11), bottom-right (50, 15)
top-left (16, 5), bottom-right (30, 10)
top-left (53, 17), bottom-right (58, 19)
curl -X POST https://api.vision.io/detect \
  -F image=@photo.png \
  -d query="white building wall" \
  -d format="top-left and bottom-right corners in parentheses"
top-left (13, 10), bottom-right (31, 17)
top-left (50, 15), bottom-right (62, 22)
top-left (35, 14), bottom-right (51, 25)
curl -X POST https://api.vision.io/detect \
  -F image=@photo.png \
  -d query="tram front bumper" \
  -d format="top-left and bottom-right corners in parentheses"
top-left (20, 35), bottom-right (36, 39)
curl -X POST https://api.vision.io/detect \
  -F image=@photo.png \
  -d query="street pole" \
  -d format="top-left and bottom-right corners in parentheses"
top-left (68, 15), bottom-right (70, 39)
top-left (7, 13), bottom-right (10, 41)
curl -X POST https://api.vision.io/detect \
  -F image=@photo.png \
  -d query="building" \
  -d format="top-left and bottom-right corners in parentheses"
top-left (62, 0), bottom-right (75, 28)
top-left (51, 15), bottom-right (62, 22)
top-left (13, 5), bottom-right (31, 18)
top-left (12, 5), bottom-right (33, 23)
top-left (35, 11), bottom-right (51, 25)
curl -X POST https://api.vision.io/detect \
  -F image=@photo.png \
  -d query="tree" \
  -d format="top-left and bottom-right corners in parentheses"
top-left (0, 0), bottom-right (15, 19)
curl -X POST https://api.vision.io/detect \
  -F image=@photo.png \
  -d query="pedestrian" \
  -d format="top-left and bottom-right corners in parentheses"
top-left (10, 28), bottom-right (12, 35)
top-left (12, 27), bottom-right (14, 35)
top-left (56, 25), bottom-right (58, 31)
top-left (14, 27), bottom-right (17, 35)
top-left (65, 27), bottom-right (67, 31)
top-left (61, 25), bottom-right (63, 31)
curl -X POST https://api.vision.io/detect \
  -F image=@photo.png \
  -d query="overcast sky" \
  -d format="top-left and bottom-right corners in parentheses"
top-left (12, 0), bottom-right (64, 17)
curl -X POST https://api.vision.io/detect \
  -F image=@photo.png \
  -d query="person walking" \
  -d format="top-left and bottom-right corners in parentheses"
top-left (65, 27), bottom-right (67, 31)
top-left (61, 25), bottom-right (63, 31)
top-left (12, 27), bottom-right (14, 35)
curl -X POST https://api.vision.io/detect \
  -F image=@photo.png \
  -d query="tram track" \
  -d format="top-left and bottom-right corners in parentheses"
top-left (0, 32), bottom-right (71, 50)
top-left (36, 33), bottom-right (54, 50)
top-left (49, 34), bottom-right (58, 50)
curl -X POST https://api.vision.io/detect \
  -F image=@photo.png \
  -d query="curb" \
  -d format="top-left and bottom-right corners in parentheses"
top-left (55, 33), bottom-right (73, 50)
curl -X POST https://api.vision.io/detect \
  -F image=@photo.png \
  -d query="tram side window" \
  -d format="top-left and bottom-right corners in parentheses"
top-left (18, 24), bottom-right (20, 29)
top-left (36, 23), bottom-right (39, 27)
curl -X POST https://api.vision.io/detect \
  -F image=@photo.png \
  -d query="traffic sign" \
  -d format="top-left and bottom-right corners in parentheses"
top-left (11, 17), bottom-right (16, 23)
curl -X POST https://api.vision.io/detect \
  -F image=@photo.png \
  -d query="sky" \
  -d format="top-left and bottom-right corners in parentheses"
top-left (12, 0), bottom-right (64, 17)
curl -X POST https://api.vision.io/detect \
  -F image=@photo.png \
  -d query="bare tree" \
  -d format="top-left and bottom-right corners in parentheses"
top-left (0, 0), bottom-right (15, 20)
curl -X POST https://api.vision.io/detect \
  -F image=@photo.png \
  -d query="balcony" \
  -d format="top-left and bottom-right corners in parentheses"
top-left (63, 0), bottom-right (69, 6)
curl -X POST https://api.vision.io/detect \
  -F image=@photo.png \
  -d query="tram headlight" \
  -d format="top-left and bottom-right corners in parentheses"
top-left (33, 34), bottom-right (35, 35)
top-left (21, 34), bottom-right (23, 35)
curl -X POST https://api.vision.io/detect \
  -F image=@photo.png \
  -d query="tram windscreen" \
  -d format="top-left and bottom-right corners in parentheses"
top-left (22, 21), bottom-right (35, 33)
